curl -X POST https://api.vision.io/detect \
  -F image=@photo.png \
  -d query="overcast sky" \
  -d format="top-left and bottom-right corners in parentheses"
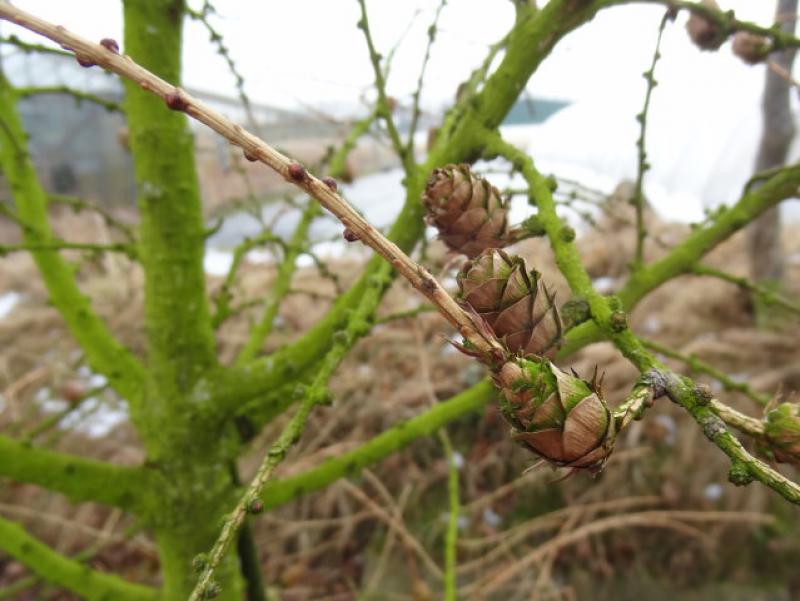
top-left (3, 1), bottom-right (797, 222)
top-left (1, 1), bottom-right (784, 113)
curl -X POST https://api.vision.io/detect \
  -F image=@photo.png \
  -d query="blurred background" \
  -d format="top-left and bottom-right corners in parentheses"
top-left (1, 1), bottom-right (800, 599)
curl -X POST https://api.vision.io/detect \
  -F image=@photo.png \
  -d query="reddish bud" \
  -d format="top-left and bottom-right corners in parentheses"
top-left (246, 498), bottom-right (264, 514)
top-left (287, 163), bottom-right (307, 182)
top-left (75, 54), bottom-right (96, 68)
top-left (165, 91), bottom-right (188, 112)
top-left (243, 150), bottom-right (258, 162)
top-left (343, 228), bottom-right (359, 242)
top-left (322, 176), bottom-right (338, 191)
top-left (100, 38), bottom-right (119, 53)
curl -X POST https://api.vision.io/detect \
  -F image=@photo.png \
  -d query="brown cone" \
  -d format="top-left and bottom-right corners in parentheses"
top-left (494, 358), bottom-right (615, 473)
top-left (732, 32), bottom-right (769, 65)
top-left (422, 164), bottom-right (508, 258)
top-left (686, 1), bottom-right (726, 51)
top-left (458, 249), bottom-right (562, 359)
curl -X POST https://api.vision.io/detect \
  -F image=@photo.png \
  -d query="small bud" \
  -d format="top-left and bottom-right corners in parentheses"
top-left (560, 225), bottom-right (576, 243)
top-left (385, 96), bottom-right (398, 113)
top-left (728, 462), bottom-right (753, 487)
top-left (100, 38), bottom-right (119, 53)
top-left (343, 228), bottom-right (359, 242)
top-left (243, 150), bottom-right (258, 162)
top-left (164, 90), bottom-right (188, 112)
top-left (609, 310), bottom-right (627, 332)
top-left (75, 54), bottom-right (96, 68)
top-left (695, 383), bottom-right (713, 404)
top-left (287, 163), bottom-right (307, 182)
top-left (246, 498), bottom-right (264, 514)
top-left (560, 298), bottom-right (591, 330)
top-left (192, 553), bottom-right (208, 573)
top-left (60, 380), bottom-right (86, 404)
top-left (202, 581), bottom-right (222, 599)
top-left (322, 176), bottom-right (338, 191)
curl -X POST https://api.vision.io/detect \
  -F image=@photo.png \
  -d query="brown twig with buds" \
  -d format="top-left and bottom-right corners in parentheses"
top-left (0, 2), bottom-right (504, 361)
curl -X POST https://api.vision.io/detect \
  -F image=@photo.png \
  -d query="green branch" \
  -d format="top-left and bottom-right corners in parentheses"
top-left (692, 264), bottom-right (800, 316)
top-left (560, 162), bottom-right (800, 357)
top-left (49, 193), bottom-right (137, 243)
top-left (0, 72), bottom-right (147, 407)
top-left (211, 231), bottom-right (286, 329)
top-left (259, 380), bottom-right (494, 510)
top-left (0, 33), bottom-right (71, 57)
top-left (632, 12), bottom-right (670, 268)
top-left (0, 240), bottom-right (136, 258)
top-left (15, 85), bottom-right (123, 112)
top-left (0, 514), bottom-right (158, 601)
top-left (235, 204), bottom-right (319, 363)
top-left (439, 429), bottom-right (459, 601)
top-left (0, 434), bottom-right (159, 513)
top-left (642, 338), bottom-right (770, 406)
top-left (485, 131), bottom-right (800, 505)
top-left (356, 0), bottom-right (414, 174)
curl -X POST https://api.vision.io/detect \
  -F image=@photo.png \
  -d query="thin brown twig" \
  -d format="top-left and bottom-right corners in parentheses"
top-left (0, 3), bottom-right (505, 363)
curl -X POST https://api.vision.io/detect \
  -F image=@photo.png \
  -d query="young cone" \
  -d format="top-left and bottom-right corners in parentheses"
top-left (685, 0), bottom-right (727, 51)
top-left (422, 164), bottom-right (509, 258)
top-left (762, 402), bottom-right (800, 466)
top-left (494, 358), bottom-right (616, 473)
top-left (457, 248), bottom-right (562, 359)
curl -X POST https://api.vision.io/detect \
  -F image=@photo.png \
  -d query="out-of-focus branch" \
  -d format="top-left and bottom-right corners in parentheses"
top-left (632, 11), bottom-right (670, 268)
top-left (0, 514), bottom-right (158, 601)
top-left (355, 0), bottom-right (415, 174)
top-left (642, 337), bottom-right (770, 406)
top-left (15, 85), bottom-right (122, 112)
top-left (0, 434), bottom-right (159, 512)
top-left (692, 263), bottom-right (800, 316)
top-left (406, 0), bottom-right (447, 156)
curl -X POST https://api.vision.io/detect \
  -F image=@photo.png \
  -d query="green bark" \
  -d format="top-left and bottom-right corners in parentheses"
top-left (121, 1), bottom-right (243, 598)
top-left (0, 435), bottom-right (157, 512)
top-left (0, 515), bottom-right (158, 601)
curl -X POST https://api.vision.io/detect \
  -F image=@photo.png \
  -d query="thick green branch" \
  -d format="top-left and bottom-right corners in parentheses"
top-left (0, 434), bottom-right (159, 513)
top-left (0, 514), bottom-right (159, 601)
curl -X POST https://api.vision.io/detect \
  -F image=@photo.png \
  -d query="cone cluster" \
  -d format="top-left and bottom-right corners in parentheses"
top-left (494, 358), bottom-right (616, 473)
top-left (422, 164), bottom-right (509, 258)
top-left (457, 248), bottom-right (562, 359)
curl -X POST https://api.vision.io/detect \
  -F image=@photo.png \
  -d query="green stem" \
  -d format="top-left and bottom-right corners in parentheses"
top-left (15, 85), bottom-right (123, 112)
top-left (236, 203), bottom-right (319, 363)
top-left (259, 380), bottom-right (495, 510)
top-left (0, 514), bottom-right (159, 601)
top-left (642, 337), bottom-right (770, 406)
top-left (439, 429), bottom-right (459, 601)
top-left (560, 162), bottom-right (800, 357)
top-left (632, 12), bottom-right (669, 268)
top-left (692, 263), bottom-right (800, 316)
